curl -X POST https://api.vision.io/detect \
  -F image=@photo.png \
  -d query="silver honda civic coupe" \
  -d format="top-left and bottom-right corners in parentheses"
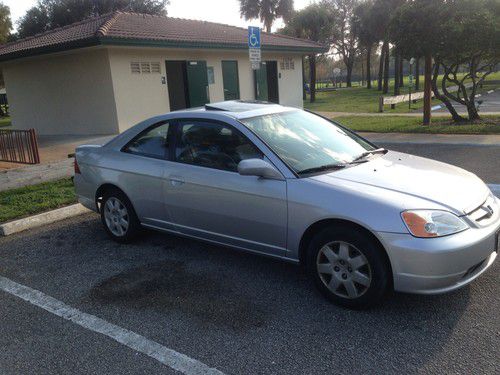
top-left (74, 101), bottom-right (499, 308)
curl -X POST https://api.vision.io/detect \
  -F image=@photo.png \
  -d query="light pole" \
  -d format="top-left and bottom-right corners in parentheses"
top-left (409, 57), bottom-right (415, 110)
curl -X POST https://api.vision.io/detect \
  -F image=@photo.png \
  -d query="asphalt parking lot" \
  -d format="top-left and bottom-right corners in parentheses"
top-left (432, 88), bottom-right (499, 114)
top-left (1, 143), bottom-right (499, 374)
top-left (380, 143), bottom-right (500, 183)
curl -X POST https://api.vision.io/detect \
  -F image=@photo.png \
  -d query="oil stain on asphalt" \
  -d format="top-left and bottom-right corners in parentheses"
top-left (87, 260), bottom-right (269, 332)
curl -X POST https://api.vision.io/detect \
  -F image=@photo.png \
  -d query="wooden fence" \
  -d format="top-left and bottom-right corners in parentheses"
top-left (0, 128), bottom-right (40, 164)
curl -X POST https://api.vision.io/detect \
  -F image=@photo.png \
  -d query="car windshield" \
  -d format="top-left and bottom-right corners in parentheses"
top-left (240, 110), bottom-right (376, 174)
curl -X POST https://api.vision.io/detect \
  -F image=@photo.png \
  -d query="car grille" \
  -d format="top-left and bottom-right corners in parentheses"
top-left (466, 194), bottom-right (498, 227)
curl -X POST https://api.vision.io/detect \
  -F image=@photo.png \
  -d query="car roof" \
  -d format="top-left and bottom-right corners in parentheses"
top-left (172, 100), bottom-right (297, 120)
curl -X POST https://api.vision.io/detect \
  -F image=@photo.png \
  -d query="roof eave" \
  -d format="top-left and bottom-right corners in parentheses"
top-left (99, 36), bottom-right (328, 54)
top-left (0, 36), bottom-right (328, 62)
top-left (0, 37), bottom-right (101, 63)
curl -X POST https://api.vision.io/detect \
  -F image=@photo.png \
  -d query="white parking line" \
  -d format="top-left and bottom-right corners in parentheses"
top-left (0, 276), bottom-right (224, 375)
top-left (488, 184), bottom-right (500, 198)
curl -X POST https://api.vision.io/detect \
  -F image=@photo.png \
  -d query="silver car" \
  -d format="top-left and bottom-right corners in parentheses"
top-left (74, 101), bottom-right (499, 308)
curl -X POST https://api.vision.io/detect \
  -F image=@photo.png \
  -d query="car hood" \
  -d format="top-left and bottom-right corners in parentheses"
top-left (311, 151), bottom-right (489, 214)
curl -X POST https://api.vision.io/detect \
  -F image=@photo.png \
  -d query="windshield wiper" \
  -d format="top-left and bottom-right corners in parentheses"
top-left (350, 148), bottom-right (387, 163)
top-left (297, 164), bottom-right (347, 175)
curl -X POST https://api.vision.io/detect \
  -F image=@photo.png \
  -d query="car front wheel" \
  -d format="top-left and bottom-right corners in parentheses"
top-left (307, 226), bottom-right (391, 309)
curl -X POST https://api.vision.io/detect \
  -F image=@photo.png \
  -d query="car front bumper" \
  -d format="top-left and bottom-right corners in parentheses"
top-left (377, 221), bottom-right (499, 294)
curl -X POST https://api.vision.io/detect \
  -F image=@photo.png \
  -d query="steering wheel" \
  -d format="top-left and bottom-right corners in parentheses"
top-left (193, 151), bottom-right (238, 170)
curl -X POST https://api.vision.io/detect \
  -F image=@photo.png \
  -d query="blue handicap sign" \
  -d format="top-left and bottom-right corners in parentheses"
top-left (248, 26), bottom-right (261, 48)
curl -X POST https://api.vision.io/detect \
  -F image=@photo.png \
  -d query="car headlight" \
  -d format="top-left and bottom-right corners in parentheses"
top-left (401, 210), bottom-right (469, 238)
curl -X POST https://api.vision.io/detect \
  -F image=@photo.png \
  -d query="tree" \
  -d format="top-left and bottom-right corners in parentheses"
top-left (393, 52), bottom-right (400, 95)
top-left (0, 1), bottom-right (12, 44)
top-left (389, 0), bottom-right (439, 124)
top-left (390, 0), bottom-right (499, 123)
top-left (322, 0), bottom-right (359, 87)
top-left (372, 0), bottom-right (391, 93)
top-left (414, 57), bottom-right (420, 91)
top-left (352, 1), bottom-right (379, 89)
top-left (17, 0), bottom-right (169, 38)
top-left (17, 5), bottom-right (49, 39)
top-left (370, 0), bottom-right (404, 94)
top-left (433, 0), bottom-right (499, 121)
top-left (280, 4), bottom-right (334, 102)
top-left (239, 0), bottom-right (294, 33)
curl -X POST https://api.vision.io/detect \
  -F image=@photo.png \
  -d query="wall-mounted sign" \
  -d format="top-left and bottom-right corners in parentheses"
top-left (207, 66), bottom-right (215, 84)
top-left (248, 26), bottom-right (261, 70)
top-left (248, 26), bottom-right (261, 48)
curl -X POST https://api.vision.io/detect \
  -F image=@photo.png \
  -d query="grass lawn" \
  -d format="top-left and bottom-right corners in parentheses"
top-left (334, 115), bottom-right (500, 134)
top-left (0, 117), bottom-right (11, 127)
top-left (306, 73), bottom-right (499, 113)
top-left (0, 178), bottom-right (77, 223)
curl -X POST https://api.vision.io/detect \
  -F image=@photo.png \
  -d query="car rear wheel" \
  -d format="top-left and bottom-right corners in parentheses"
top-left (100, 189), bottom-right (140, 243)
top-left (307, 226), bottom-right (391, 309)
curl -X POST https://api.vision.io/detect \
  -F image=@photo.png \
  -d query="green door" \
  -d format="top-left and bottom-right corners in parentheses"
top-left (254, 62), bottom-right (268, 101)
top-left (186, 60), bottom-right (209, 107)
top-left (222, 61), bottom-right (240, 100)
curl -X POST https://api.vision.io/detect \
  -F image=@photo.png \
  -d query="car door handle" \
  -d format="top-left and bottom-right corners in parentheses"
top-left (169, 176), bottom-right (185, 186)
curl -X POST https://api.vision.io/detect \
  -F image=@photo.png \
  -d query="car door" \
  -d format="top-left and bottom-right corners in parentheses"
top-left (163, 119), bottom-right (287, 257)
top-left (118, 121), bottom-right (175, 230)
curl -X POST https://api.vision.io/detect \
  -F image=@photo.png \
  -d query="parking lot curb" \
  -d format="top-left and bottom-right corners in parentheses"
top-left (0, 204), bottom-right (90, 236)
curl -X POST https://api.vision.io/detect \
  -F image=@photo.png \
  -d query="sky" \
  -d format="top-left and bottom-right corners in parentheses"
top-left (3, 0), bottom-right (315, 32)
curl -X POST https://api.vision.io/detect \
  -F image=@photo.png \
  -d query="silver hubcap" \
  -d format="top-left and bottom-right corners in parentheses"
top-left (316, 241), bottom-right (372, 299)
top-left (103, 197), bottom-right (129, 237)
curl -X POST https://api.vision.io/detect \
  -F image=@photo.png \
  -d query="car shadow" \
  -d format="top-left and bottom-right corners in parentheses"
top-left (85, 223), bottom-right (471, 373)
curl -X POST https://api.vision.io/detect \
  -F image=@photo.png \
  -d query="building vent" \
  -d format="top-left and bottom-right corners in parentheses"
top-left (280, 58), bottom-right (295, 70)
top-left (141, 62), bottom-right (151, 74)
top-left (151, 62), bottom-right (161, 73)
top-left (131, 62), bottom-right (161, 74)
top-left (131, 62), bottom-right (140, 74)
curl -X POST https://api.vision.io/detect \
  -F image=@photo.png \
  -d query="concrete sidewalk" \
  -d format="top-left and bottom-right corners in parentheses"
top-left (0, 159), bottom-right (74, 192)
top-left (0, 135), bottom-right (113, 192)
top-left (359, 132), bottom-right (500, 146)
top-left (319, 111), bottom-right (500, 117)
top-left (0, 134), bottom-right (114, 171)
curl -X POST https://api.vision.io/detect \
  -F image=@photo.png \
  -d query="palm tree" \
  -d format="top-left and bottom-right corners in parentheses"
top-left (280, 4), bottom-right (334, 102)
top-left (239, 0), bottom-right (294, 33)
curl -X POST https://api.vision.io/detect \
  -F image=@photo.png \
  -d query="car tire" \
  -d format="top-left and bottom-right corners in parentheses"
top-left (100, 188), bottom-right (140, 243)
top-left (306, 225), bottom-right (391, 309)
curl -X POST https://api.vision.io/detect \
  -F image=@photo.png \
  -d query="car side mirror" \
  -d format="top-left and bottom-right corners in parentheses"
top-left (238, 159), bottom-right (284, 180)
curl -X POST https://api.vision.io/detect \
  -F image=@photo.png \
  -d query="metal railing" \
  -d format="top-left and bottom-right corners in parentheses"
top-left (0, 128), bottom-right (40, 164)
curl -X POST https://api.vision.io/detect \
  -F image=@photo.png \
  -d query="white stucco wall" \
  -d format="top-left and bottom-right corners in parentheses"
top-left (2, 48), bottom-right (119, 135)
top-left (2, 46), bottom-right (304, 135)
top-left (107, 47), bottom-right (303, 132)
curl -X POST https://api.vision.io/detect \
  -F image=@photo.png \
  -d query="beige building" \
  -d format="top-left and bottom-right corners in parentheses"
top-left (0, 12), bottom-right (325, 135)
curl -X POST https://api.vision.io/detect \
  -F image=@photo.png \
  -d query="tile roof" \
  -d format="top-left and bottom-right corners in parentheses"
top-left (0, 11), bottom-right (327, 61)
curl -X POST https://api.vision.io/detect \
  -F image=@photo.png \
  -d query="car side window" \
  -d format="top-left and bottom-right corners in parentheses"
top-left (175, 120), bottom-right (263, 172)
top-left (123, 122), bottom-right (170, 159)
